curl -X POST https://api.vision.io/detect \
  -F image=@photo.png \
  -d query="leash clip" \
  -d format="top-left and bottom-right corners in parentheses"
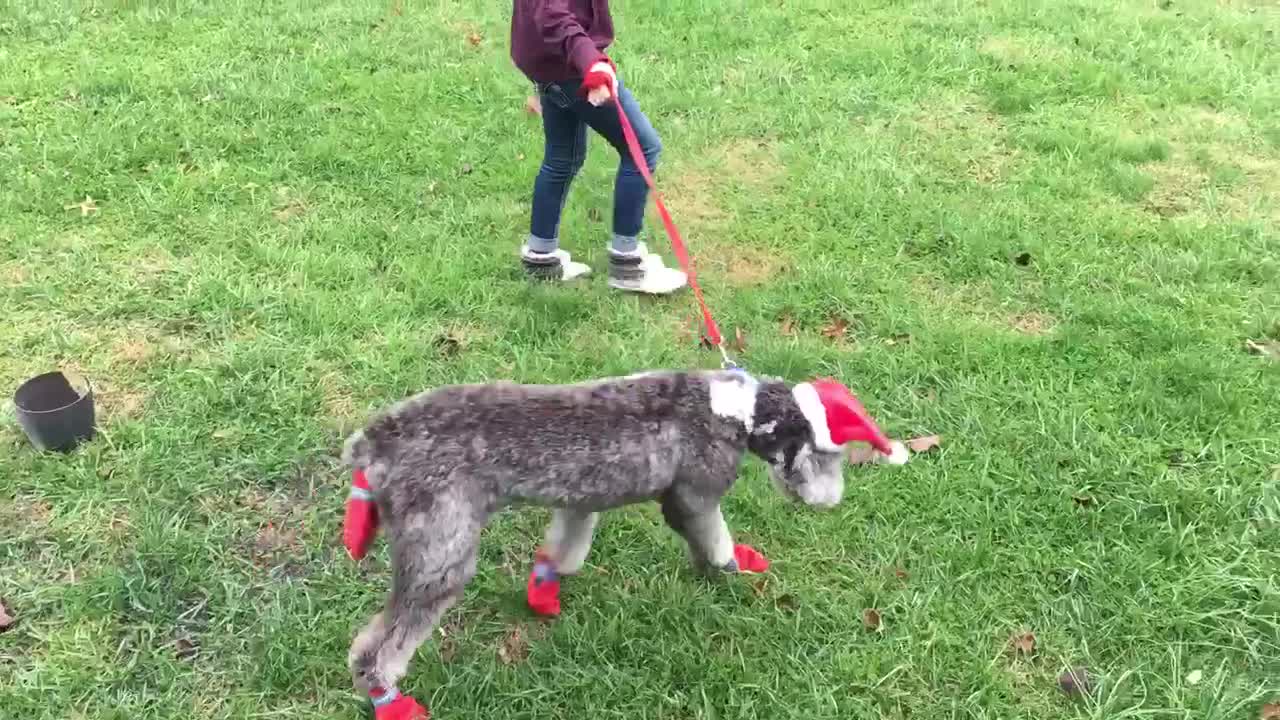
top-left (717, 343), bottom-right (739, 371)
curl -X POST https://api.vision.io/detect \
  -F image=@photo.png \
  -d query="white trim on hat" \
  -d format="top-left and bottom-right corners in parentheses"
top-left (792, 382), bottom-right (839, 451)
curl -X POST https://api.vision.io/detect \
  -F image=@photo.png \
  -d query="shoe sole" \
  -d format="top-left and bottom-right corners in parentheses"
top-left (607, 279), bottom-right (688, 295)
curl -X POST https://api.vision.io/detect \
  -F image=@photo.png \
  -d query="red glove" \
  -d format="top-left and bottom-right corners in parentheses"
top-left (580, 58), bottom-right (618, 106)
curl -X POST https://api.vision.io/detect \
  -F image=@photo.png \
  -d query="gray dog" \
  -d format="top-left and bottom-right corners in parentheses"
top-left (338, 368), bottom-right (907, 719)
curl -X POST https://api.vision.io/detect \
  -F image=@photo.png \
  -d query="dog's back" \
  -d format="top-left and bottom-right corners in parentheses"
top-left (343, 370), bottom-right (755, 505)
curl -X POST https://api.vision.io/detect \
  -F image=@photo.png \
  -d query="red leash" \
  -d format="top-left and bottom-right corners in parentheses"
top-left (613, 99), bottom-right (731, 364)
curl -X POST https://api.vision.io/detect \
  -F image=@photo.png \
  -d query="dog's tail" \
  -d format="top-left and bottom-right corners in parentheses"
top-left (341, 429), bottom-right (380, 561)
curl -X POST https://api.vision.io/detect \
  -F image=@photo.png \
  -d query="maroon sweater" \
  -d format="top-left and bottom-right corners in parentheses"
top-left (511, 0), bottom-right (613, 83)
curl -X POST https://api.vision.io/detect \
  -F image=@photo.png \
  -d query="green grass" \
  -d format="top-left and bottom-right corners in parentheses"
top-left (2, 0), bottom-right (1279, 717)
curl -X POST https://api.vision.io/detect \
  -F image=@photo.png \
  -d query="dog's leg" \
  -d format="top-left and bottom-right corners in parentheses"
top-left (546, 509), bottom-right (598, 574)
top-left (527, 509), bottom-right (596, 617)
top-left (350, 499), bottom-right (484, 719)
top-left (661, 497), bottom-right (770, 575)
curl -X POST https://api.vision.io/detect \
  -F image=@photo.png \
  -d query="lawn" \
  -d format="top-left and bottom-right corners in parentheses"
top-left (2, 0), bottom-right (1279, 718)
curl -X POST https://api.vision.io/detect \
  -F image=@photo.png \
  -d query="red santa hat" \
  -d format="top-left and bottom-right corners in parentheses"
top-left (792, 379), bottom-right (909, 464)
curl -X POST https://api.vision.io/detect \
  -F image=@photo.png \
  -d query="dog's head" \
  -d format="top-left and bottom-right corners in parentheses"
top-left (747, 379), bottom-right (905, 508)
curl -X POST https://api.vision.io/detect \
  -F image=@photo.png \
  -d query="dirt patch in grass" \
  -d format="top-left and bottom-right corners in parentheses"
top-left (432, 322), bottom-right (493, 358)
top-left (717, 138), bottom-right (783, 189)
top-left (1009, 311), bottom-right (1057, 335)
top-left (110, 335), bottom-right (157, 365)
top-left (0, 263), bottom-right (29, 286)
top-left (1133, 106), bottom-right (1280, 222)
top-left (1140, 159), bottom-right (1206, 217)
top-left (658, 138), bottom-right (783, 229)
top-left (0, 496), bottom-right (53, 530)
top-left (913, 275), bottom-right (1053, 335)
top-left (661, 167), bottom-right (728, 227)
top-left (912, 275), bottom-right (1003, 324)
top-left (913, 94), bottom-right (1017, 184)
top-left (497, 621), bottom-right (547, 666)
top-left (694, 241), bottom-right (790, 287)
top-left (317, 371), bottom-right (359, 424)
top-left (126, 247), bottom-right (179, 281)
top-left (272, 187), bottom-right (308, 223)
top-left (104, 322), bottom-right (194, 368)
top-left (102, 385), bottom-right (147, 420)
top-left (979, 34), bottom-right (1071, 67)
top-left (55, 359), bottom-right (147, 421)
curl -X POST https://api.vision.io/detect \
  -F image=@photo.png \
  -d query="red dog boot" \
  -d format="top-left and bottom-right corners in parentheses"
top-left (343, 469), bottom-right (379, 560)
top-left (526, 549), bottom-right (562, 617)
top-left (370, 688), bottom-right (428, 720)
top-left (731, 544), bottom-right (770, 574)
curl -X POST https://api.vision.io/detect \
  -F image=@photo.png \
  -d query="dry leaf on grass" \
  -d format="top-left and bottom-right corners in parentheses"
top-left (1058, 666), bottom-right (1095, 698)
top-left (906, 435), bottom-right (942, 453)
top-left (1260, 701), bottom-right (1280, 720)
top-left (497, 625), bottom-right (528, 665)
top-left (174, 635), bottom-right (200, 662)
top-left (466, 32), bottom-right (483, 47)
top-left (779, 314), bottom-right (797, 337)
top-left (1009, 631), bottom-right (1036, 655)
top-left (439, 636), bottom-right (459, 663)
top-left (1072, 494), bottom-right (1095, 508)
top-left (272, 200), bottom-right (306, 222)
top-left (64, 196), bottom-right (99, 217)
top-left (732, 327), bottom-right (747, 353)
top-left (434, 328), bottom-right (469, 358)
top-left (1245, 339), bottom-right (1280, 360)
top-left (847, 445), bottom-right (881, 464)
top-left (0, 600), bottom-right (14, 632)
top-left (253, 523), bottom-right (298, 558)
top-left (862, 608), bottom-right (883, 632)
top-left (820, 315), bottom-right (850, 341)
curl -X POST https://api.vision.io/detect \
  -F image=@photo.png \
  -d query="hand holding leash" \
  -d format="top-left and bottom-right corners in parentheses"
top-left (581, 59), bottom-right (618, 106)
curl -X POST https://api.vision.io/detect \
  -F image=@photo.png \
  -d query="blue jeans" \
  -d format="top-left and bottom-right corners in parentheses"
top-left (527, 76), bottom-right (662, 255)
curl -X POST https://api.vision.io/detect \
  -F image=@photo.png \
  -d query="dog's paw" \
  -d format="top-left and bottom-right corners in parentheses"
top-left (526, 554), bottom-right (562, 617)
top-left (372, 691), bottom-right (429, 720)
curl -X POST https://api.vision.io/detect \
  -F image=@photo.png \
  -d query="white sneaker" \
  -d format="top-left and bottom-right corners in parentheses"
top-left (521, 245), bottom-right (591, 282)
top-left (607, 242), bottom-right (688, 295)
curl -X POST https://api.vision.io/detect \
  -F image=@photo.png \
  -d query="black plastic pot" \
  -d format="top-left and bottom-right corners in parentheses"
top-left (13, 371), bottom-right (96, 452)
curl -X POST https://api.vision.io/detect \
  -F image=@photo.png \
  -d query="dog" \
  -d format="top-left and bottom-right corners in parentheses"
top-left (339, 368), bottom-right (907, 719)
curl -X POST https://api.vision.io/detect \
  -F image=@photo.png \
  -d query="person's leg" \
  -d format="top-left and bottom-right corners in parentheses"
top-left (576, 78), bottom-right (687, 294)
top-left (523, 83), bottom-right (591, 280)
top-left (603, 84), bottom-right (661, 253)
